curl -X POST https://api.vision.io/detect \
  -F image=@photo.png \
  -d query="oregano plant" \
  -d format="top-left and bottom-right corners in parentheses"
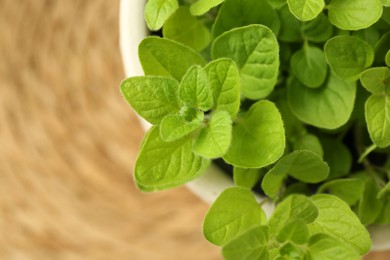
top-left (121, 0), bottom-right (390, 258)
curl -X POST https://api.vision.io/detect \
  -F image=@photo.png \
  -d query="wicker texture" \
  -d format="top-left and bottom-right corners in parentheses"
top-left (0, 1), bottom-right (219, 259)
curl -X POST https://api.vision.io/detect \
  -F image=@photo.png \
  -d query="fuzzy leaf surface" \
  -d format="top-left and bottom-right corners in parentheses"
top-left (179, 65), bottom-right (214, 111)
top-left (160, 111), bottom-right (203, 141)
top-left (288, 73), bottom-right (356, 129)
top-left (222, 226), bottom-right (269, 260)
top-left (324, 36), bottom-right (374, 81)
top-left (193, 111), bottom-right (232, 158)
top-left (139, 37), bottom-right (206, 81)
top-left (204, 59), bottom-right (240, 118)
top-left (223, 100), bottom-right (285, 168)
top-left (328, 0), bottom-right (383, 30)
top-left (212, 25), bottom-right (279, 99)
top-left (203, 187), bottom-right (266, 246)
top-left (308, 194), bottom-right (371, 255)
top-left (121, 76), bottom-right (180, 125)
top-left (163, 7), bottom-right (210, 52)
top-left (145, 0), bottom-right (179, 31)
top-left (287, 0), bottom-right (324, 21)
top-left (135, 127), bottom-right (208, 191)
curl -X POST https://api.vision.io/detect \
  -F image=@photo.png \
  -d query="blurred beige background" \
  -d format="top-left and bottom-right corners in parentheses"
top-left (0, 1), bottom-right (388, 259)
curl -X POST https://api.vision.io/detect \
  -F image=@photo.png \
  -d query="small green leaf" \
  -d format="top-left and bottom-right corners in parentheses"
top-left (204, 59), bottom-right (240, 118)
top-left (375, 200), bottom-right (390, 224)
top-left (262, 150), bottom-right (329, 197)
top-left (268, 195), bottom-right (318, 236)
top-left (358, 178), bottom-right (383, 225)
top-left (308, 194), bottom-right (371, 255)
top-left (193, 111), bottom-right (232, 158)
top-left (365, 95), bottom-right (390, 148)
top-left (288, 73), bottom-right (356, 129)
top-left (276, 219), bottom-right (309, 244)
top-left (279, 243), bottom-right (305, 258)
top-left (190, 0), bottom-right (224, 16)
top-left (301, 13), bottom-right (334, 43)
top-left (179, 65), bottom-right (214, 111)
top-left (233, 167), bottom-right (263, 189)
top-left (139, 37), bottom-right (206, 81)
top-left (386, 49), bottom-right (390, 67)
top-left (290, 45), bottom-right (328, 88)
top-left (324, 36), bottom-right (374, 81)
top-left (320, 137), bottom-right (352, 179)
top-left (212, 25), bottom-right (279, 99)
top-left (163, 7), bottom-right (210, 52)
top-left (287, 0), bottom-right (324, 21)
top-left (120, 76), bottom-right (180, 125)
top-left (278, 4), bottom-right (303, 42)
top-left (203, 187), bottom-right (266, 246)
top-left (222, 226), bottom-right (269, 260)
top-left (135, 127), bottom-right (209, 191)
top-left (374, 32), bottom-right (390, 64)
top-left (306, 234), bottom-right (361, 260)
top-left (145, 0), bottom-right (179, 31)
top-left (160, 111), bottom-right (203, 141)
top-left (352, 27), bottom-right (381, 48)
top-left (360, 67), bottom-right (390, 95)
top-left (381, 0), bottom-right (390, 6)
top-left (224, 100), bottom-right (285, 168)
top-left (212, 0), bottom-right (281, 38)
top-left (292, 134), bottom-right (323, 158)
top-left (318, 178), bottom-right (365, 206)
top-left (328, 0), bottom-right (383, 30)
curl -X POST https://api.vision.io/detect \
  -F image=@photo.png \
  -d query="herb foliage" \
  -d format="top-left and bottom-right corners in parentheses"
top-left (123, 0), bottom-right (390, 258)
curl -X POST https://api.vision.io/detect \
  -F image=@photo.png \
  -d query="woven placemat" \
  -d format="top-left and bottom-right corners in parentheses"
top-left (0, 1), bottom-right (220, 259)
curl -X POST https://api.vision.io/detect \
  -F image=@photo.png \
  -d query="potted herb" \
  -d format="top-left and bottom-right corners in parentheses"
top-left (120, 0), bottom-right (390, 258)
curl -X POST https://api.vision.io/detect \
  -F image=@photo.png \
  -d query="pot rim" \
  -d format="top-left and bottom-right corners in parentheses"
top-left (118, 0), bottom-right (390, 251)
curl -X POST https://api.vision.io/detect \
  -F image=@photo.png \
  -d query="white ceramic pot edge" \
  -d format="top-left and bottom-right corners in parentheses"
top-left (119, 0), bottom-right (389, 251)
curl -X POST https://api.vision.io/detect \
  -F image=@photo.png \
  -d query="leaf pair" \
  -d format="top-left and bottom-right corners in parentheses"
top-left (204, 188), bottom-right (371, 259)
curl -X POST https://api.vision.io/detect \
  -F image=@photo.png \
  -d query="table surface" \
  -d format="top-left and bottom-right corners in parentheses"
top-left (0, 1), bottom-right (388, 259)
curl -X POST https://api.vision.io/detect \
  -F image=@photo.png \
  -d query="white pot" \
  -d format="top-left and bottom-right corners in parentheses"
top-left (119, 0), bottom-right (390, 251)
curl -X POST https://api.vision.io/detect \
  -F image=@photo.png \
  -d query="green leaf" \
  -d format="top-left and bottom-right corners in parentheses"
top-left (381, 0), bottom-right (390, 6)
top-left (233, 167), bottom-right (262, 189)
top-left (352, 27), bottom-right (381, 48)
top-left (145, 0), bottom-right (179, 31)
top-left (278, 4), bottom-right (303, 42)
top-left (324, 36), bottom-right (374, 81)
top-left (224, 100), bottom-right (285, 168)
top-left (378, 181), bottom-right (390, 199)
top-left (203, 187), bottom-right (266, 246)
top-left (360, 67), bottom-right (390, 95)
top-left (375, 200), bottom-right (390, 224)
top-left (159, 111), bottom-right (203, 141)
top-left (139, 37), bottom-right (206, 81)
top-left (212, 0), bottom-right (281, 38)
top-left (204, 59), bottom-right (240, 118)
top-left (358, 178), bottom-right (383, 225)
top-left (163, 7), bottom-right (210, 52)
top-left (179, 65), bottom-right (214, 111)
top-left (222, 226), bottom-right (269, 260)
top-left (290, 44), bottom-right (328, 88)
top-left (301, 13), bottom-right (334, 43)
top-left (374, 32), bottom-right (390, 64)
top-left (120, 76), bottom-right (181, 125)
top-left (365, 95), bottom-right (390, 148)
top-left (212, 25), bottom-right (280, 99)
top-left (262, 150), bottom-right (329, 197)
top-left (193, 110), bottom-right (232, 158)
top-left (135, 127), bottom-right (208, 191)
top-left (320, 137), bottom-right (352, 179)
top-left (328, 0), bottom-right (383, 30)
top-left (190, 0), bottom-right (224, 16)
top-left (386, 49), bottom-right (390, 67)
top-left (276, 219), bottom-right (309, 244)
top-left (318, 178), bottom-right (365, 206)
top-left (308, 194), bottom-right (371, 255)
top-left (268, 195), bottom-right (318, 236)
top-left (305, 234), bottom-right (361, 260)
top-left (287, 0), bottom-right (324, 21)
top-left (288, 73), bottom-right (356, 129)
top-left (292, 134), bottom-right (323, 158)
top-left (279, 242), bottom-right (305, 258)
